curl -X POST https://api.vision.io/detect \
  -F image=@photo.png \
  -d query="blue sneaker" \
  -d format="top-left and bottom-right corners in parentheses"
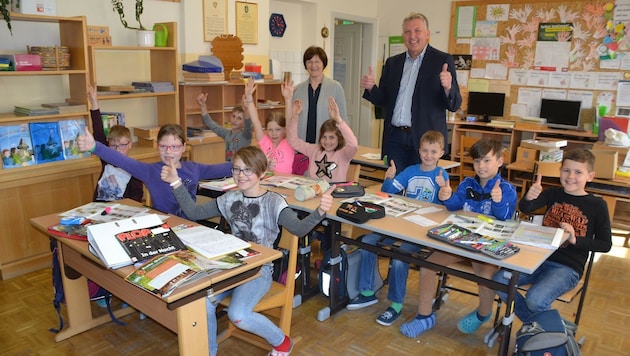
top-left (457, 309), bottom-right (491, 334)
top-left (95, 298), bottom-right (107, 308)
top-left (376, 307), bottom-right (401, 326)
top-left (346, 294), bottom-right (378, 310)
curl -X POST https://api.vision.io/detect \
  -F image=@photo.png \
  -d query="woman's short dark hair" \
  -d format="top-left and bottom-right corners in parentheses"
top-left (303, 46), bottom-right (328, 69)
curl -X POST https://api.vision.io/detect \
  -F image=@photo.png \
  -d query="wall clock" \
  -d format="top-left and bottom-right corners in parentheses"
top-left (269, 13), bottom-right (286, 37)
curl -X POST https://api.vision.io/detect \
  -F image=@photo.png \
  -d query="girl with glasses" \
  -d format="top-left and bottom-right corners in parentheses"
top-left (162, 145), bottom-right (335, 356)
top-left (77, 122), bottom-right (231, 218)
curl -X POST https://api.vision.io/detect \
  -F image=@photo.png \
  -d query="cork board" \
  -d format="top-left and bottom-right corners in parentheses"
top-left (449, 0), bottom-right (627, 124)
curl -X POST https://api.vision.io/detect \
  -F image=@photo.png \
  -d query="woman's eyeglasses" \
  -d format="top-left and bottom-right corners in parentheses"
top-left (158, 144), bottom-right (184, 152)
top-left (231, 167), bottom-right (254, 176)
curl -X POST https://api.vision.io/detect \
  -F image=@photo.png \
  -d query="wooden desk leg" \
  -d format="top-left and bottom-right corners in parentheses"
top-left (54, 245), bottom-right (134, 342)
top-left (177, 296), bottom-right (209, 355)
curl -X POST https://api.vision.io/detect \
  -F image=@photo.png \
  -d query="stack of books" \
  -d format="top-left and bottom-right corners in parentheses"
top-left (42, 102), bottom-right (87, 114)
top-left (14, 105), bottom-right (59, 116)
top-left (131, 81), bottom-right (175, 93)
top-left (0, 57), bottom-right (11, 71)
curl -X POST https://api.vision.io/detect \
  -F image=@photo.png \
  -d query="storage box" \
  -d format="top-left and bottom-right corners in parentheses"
top-left (134, 126), bottom-right (160, 140)
top-left (592, 142), bottom-right (629, 167)
top-left (591, 150), bottom-right (618, 179)
top-left (539, 149), bottom-right (563, 162)
top-left (517, 147), bottom-right (538, 162)
top-left (88, 35), bottom-right (112, 47)
top-left (18, 0), bottom-right (57, 16)
top-left (87, 25), bottom-right (110, 36)
top-left (7, 54), bottom-right (43, 71)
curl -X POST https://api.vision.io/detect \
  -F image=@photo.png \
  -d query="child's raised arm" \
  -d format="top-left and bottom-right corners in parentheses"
top-left (328, 96), bottom-right (343, 124)
top-left (87, 84), bottom-right (99, 110)
top-left (244, 78), bottom-right (264, 141)
top-left (197, 93), bottom-right (209, 116)
top-left (77, 127), bottom-right (96, 152)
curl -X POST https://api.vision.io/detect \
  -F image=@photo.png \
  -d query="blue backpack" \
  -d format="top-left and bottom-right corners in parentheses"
top-left (49, 238), bottom-right (125, 333)
top-left (515, 309), bottom-right (582, 356)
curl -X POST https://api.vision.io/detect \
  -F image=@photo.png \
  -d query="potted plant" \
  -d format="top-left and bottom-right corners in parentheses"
top-left (111, 0), bottom-right (146, 30)
top-left (111, 0), bottom-right (155, 47)
top-left (1, 0), bottom-right (18, 35)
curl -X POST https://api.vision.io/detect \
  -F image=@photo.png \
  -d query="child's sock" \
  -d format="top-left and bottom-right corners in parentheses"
top-left (273, 335), bottom-right (292, 352)
top-left (391, 302), bottom-right (403, 314)
top-left (361, 291), bottom-right (375, 297)
top-left (477, 311), bottom-right (488, 321)
top-left (400, 313), bottom-right (436, 338)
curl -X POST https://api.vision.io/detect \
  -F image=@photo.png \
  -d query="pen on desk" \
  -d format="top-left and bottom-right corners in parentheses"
top-left (459, 240), bottom-right (491, 245)
top-left (101, 207), bottom-right (112, 215)
top-left (455, 215), bottom-right (476, 224)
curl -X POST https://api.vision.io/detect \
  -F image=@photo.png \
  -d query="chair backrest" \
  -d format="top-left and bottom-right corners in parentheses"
top-left (459, 136), bottom-right (479, 181)
top-left (346, 163), bottom-right (361, 183)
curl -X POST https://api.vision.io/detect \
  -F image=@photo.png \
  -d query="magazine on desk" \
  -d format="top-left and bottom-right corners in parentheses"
top-left (59, 202), bottom-right (150, 224)
top-left (341, 193), bottom-right (424, 218)
top-left (125, 249), bottom-right (243, 298)
top-left (260, 175), bottom-right (321, 190)
top-left (440, 214), bottom-right (564, 249)
top-left (87, 214), bottom-right (185, 269)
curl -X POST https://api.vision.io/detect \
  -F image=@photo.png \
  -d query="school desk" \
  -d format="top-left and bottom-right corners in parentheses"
top-left (271, 185), bottom-right (558, 356)
top-left (30, 199), bottom-right (281, 356)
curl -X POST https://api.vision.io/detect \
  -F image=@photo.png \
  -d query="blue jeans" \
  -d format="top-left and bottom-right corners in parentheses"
top-left (385, 129), bottom-right (420, 173)
top-left (206, 265), bottom-right (284, 356)
top-left (493, 261), bottom-right (580, 321)
top-left (358, 233), bottom-right (422, 304)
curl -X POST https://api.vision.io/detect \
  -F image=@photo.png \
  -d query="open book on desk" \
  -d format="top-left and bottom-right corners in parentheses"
top-left (440, 214), bottom-right (564, 250)
top-left (199, 177), bottom-right (237, 192)
top-left (260, 175), bottom-right (321, 190)
top-left (60, 202), bottom-right (150, 224)
top-left (173, 225), bottom-right (252, 260)
top-left (125, 249), bottom-right (243, 298)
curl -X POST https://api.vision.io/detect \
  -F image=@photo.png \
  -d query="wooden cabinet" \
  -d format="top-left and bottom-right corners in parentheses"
top-left (178, 81), bottom-right (284, 164)
top-left (0, 14), bottom-right (91, 279)
top-left (88, 22), bottom-right (179, 129)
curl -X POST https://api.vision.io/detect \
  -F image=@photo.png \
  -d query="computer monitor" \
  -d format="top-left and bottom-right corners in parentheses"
top-left (466, 92), bottom-right (505, 122)
top-left (539, 98), bottom-right (582, 130)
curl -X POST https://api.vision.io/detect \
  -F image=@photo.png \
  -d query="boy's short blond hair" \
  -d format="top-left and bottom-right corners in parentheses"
top-left (107, 125), bottom-right (131, 141)
top-left (563, 149), bottom-right (595, 172)
top-left (419, 130), bottom-right (444, 149)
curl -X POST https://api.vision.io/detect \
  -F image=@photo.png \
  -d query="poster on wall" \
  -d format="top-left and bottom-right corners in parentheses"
top-left (236, 1), bottom-right (258, 44)
top-left (389, 36), bottom-right (405, 57)
top-left (203, 0), bottom-right (228, 42)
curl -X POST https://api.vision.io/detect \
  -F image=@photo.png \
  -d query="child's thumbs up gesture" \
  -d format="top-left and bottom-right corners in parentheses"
top-left (525, 174), bottom-right (543, 201)
top-left (161, 157), bottom-right (180, 187)
top-left (318, 185), bottom-right (336, 215)
top-left (491, 179), bottom-right (503, 203)
top-left (437, 169), bottom-right (452, 201)
top-left (77, 126), bottom-right (95, 152)
top-left (385, 160), bottom-right (397, 179)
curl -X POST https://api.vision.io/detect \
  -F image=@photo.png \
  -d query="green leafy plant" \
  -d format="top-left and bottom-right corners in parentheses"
top-left (1, 0), bottom-right (18, 35)
top-left (111, 0), bottom-right (146, 30)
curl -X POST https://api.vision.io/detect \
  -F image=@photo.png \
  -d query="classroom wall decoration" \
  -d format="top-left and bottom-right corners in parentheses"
top-left (449, 0), bottom-right (630, 125)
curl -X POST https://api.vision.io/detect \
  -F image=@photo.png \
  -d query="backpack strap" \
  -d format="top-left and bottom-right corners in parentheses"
top-left (49, 238), bottom-right (65, 334)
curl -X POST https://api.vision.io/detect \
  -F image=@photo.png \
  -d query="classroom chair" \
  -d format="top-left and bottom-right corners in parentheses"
top-left (459, 135), bottom-right (479, 182)
top-left (217, 229), bottom-right (299, 351)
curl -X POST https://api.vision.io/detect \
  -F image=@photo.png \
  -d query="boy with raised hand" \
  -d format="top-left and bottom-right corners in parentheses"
top-left (400, 137), bottom-right (517, 339)
top-left (197, 92), bottom-right (253, 161)
top-left (346, 130), bottom-right (449, 327)
top-left (493, 149), bottom-right (612, 321)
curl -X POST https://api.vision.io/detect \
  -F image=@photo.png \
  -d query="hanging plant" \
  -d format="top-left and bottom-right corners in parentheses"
top-left (1, 0), bottom-right (18, 35)
top-left (111, 0), bottom-right (146, 30)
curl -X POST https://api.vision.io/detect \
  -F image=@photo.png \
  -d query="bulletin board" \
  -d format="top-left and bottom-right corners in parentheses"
top-left (449, 0), bottom-right (629, 125)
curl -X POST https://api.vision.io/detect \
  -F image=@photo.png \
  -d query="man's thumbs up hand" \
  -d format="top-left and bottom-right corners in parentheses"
top-left (439, 63), bottom-right (452, 92)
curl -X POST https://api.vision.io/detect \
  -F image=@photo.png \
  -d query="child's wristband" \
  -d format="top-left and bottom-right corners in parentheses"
top-left (89, 144), bottom-right (96, 153)
top-left (170, 178), bottom-right (182, 187)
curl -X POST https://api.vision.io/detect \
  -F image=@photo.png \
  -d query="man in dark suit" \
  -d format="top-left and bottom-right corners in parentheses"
top-left (361, 12), bottom-right (462, 173)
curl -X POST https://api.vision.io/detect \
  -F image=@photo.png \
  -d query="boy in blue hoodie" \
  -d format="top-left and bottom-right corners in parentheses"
top-left (400, 137), bottom-right (517, 338)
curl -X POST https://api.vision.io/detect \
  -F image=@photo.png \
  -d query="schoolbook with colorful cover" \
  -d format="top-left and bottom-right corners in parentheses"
top-left (58, 118), bottom-right (90, 160)
top-left (125, 250), bottom-right (243, 298)
top-left (0, 123), bottom-right (35, 169)
top-left (87, 214), bottom-right (184, 269)
top-left (29, 121), bottom-right (64, 164)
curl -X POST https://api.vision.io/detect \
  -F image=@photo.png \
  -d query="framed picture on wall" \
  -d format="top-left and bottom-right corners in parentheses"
top-left (203, 0), bottom-right (228, 42)
top-left (235, 1), bottom-right (258, 44)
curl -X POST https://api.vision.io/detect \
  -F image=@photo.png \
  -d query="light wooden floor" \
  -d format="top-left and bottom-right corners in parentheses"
top-left (2, 235), bottom-right (629, 356)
